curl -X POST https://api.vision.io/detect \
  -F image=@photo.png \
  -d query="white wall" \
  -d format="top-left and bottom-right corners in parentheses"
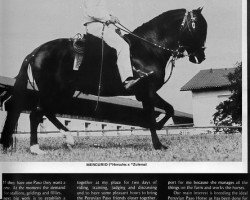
top-left (0, 112), bottom-right (31, 132)
top-left (0, 111), bottom-right (137, 136)
top-left (192, 90), bottom-right (231, 126)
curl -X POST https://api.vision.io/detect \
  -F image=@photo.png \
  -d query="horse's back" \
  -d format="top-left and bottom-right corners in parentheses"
top-left (29, 36), bottom-right (127, 97)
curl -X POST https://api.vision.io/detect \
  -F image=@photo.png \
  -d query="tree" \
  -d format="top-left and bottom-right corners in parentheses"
top-left (213, 62), bottom-right (242, 133)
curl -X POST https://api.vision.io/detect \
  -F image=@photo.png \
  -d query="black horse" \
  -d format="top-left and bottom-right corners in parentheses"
top-left (1, 8), bottom-right (207, 153)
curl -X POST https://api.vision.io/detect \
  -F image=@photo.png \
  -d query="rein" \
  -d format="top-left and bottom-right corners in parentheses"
top-left (95, 23), bottom-right (106, 112)
top-left (114, 22), bottom-right (180, 85)
top-left (92, 9), bottom-right (202, 105)
top-left (115, 22), bottom-right (183, 56)
top-left (114, 10), bottom-right (201, 85)
top-left (115, 10), bottom-right (196, 57)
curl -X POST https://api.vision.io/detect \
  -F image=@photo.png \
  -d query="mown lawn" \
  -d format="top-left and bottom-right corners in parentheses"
top-left (0, 133), bottom-right (241, 162)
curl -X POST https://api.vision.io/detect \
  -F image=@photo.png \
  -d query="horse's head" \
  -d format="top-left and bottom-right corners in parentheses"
top-left (178, 7), bottom-right (207, 64)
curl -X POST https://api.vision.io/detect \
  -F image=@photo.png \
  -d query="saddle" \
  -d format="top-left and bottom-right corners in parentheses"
top-left (72, 31), bottom-right (130, 71)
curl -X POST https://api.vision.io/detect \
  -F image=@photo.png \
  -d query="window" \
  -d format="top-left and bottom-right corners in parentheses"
top-left (101, 124), bottom-right (107, 135)
top-left (101, 124), bottom-right (107, 130)
top-left (117, 126), bottom-right (122, 136)
top-left (85, 122), bottom-right (91, 129)
top-left (131, 127), bottom-right (135, 133)
top-left (64, 120), bottom-right (71, 126)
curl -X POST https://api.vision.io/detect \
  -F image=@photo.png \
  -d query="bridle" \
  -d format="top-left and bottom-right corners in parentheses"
top-left (179, 10), bottom-right (206, 57)
top-left (114, 9), bottom-right (205, 59)
top-left (116, 22), bottom-right (184, 57)
top-left (114, 9), bottom-right (206, 84)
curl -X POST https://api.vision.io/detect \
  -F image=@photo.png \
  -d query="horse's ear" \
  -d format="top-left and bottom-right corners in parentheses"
top-left (197, 6), bottom-right (203, 13)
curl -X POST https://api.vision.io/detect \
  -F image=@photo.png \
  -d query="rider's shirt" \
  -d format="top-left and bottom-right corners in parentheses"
top-left (83, 0), bottom-right (112, 23)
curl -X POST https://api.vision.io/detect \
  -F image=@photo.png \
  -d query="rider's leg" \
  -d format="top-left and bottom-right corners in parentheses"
top-left (87, 23), bottom-right (154, 90)
top-left (102, 26), bottom-right (133, 82)
top-left (87, 23), bottom-right (133, 81)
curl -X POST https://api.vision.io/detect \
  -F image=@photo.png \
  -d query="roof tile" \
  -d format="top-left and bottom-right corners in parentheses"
top-left (181, 68), bottom-right (236, 91)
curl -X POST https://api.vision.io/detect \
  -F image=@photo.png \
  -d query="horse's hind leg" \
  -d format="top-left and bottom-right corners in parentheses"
top-left (45, 113), bottom-right (68, 131)
top-left (0, 94), bottom-right (23, 152)
top-left (0, 109), bottom-right (21, 151)
top-left (29, 109), bottom-right (46, 154)
top-left (29, 108), bottom-right (74, 154)
top-left (45, 113), bottom-right (75, 147)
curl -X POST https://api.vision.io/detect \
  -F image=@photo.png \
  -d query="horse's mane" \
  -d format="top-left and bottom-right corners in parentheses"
top-left (132, 9), bottom-right (186, 37)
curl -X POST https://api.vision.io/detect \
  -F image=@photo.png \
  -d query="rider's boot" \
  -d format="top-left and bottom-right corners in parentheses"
top-left (123, 70), bottom-right (154, 91)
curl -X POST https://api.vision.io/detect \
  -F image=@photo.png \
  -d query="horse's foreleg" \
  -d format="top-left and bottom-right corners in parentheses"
top-left (152, 94), bottom-right (174, 130)
top-left (142, 99), bottom-right (167, 150)
top-left (29, 109), bottom-right (46, 154)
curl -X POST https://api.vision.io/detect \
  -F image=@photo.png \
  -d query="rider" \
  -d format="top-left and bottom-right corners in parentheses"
top-left (83, 0), bottom-right (154, 91)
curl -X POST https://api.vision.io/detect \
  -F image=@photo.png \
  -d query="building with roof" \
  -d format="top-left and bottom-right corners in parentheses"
top-left (181, 68), bottom-right (235, 126)
top-left (0, 76), bottom-right (193, 135)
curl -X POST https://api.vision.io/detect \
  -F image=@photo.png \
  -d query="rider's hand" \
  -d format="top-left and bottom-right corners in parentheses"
top-left (110, 15), bottom-right (120, 24)
top-left (115, 28), bottom-right (122, 36)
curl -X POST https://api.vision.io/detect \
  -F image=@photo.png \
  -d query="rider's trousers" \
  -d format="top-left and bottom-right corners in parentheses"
top-left (85, 23), bottom-right (133, 82)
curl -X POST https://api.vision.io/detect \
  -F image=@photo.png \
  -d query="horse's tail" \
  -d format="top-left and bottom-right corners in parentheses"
top-left (0, 54), bottom-right (31, 149)
top-left (15, 53), bottom-right (32, 91)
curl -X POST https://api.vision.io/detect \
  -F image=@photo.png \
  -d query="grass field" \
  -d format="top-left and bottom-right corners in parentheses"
top-left (0, 133), bottom-right (242, 162)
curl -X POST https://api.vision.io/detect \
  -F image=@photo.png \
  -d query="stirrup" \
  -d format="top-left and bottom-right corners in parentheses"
top-left (132, 66), bottom-right (154, 78)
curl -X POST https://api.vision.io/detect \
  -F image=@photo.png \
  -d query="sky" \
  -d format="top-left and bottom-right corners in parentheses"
top-left (0, 0), bottom-right (243, 113)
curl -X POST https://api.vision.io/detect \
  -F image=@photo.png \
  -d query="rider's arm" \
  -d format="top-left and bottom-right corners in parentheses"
top-left (83, 0), bottom-right (112, 22)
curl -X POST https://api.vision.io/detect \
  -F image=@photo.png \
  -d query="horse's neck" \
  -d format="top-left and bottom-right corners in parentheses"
top-left (134, 10), bottom-right (184, 41)
top-left (129, 11), bottom-right (184, 66)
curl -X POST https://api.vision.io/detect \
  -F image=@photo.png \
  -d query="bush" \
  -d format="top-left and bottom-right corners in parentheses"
top-left (213, 62), bottom-right (242, 133)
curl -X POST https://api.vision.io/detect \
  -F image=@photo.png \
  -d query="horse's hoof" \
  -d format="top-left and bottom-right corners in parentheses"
top-left (161, 144), bottom-right (168, 150)
top-left (153, 144), bottom-right (168, 150)
top-left (30, 144), bottom-right (46, 155)
top-left (0, 137), bottom-right (13, 150)
top-left (2, 147), bottom-right (9, 154)
top-left (64, 143), bottom-right (73, 151)
top-left (65, 134), bottom-right (75, 146)
top-left (60, 130), bottom-right (75, 146)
